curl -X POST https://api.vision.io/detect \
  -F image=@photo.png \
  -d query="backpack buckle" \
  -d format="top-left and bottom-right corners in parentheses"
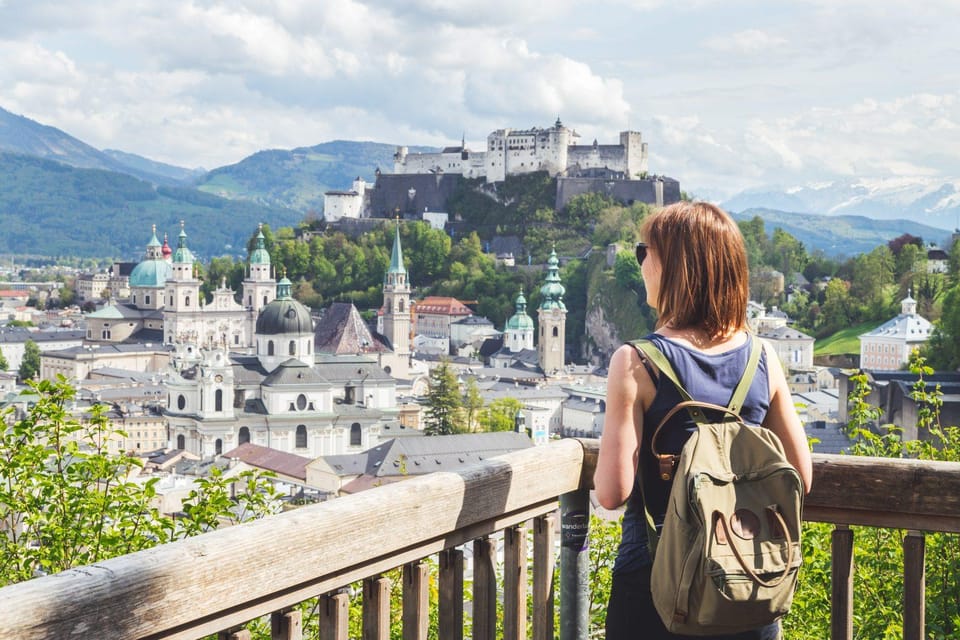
top-left (658, 454), bottom-right (677, 481)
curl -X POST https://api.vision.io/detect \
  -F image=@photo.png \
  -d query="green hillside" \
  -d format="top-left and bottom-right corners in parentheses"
top-left (196, 140), bottom-right (435, 213)
top-left (0, 152), bottom-right (301, 259)
top-left (814, 321), bottom-right (883, 357)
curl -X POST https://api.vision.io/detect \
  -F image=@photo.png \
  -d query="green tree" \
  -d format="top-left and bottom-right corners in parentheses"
top-left (819, 277), bottom-right (855, 335)
top-left (0, 346), bottom-right (7, 371)
top-left (0, 377), bottom-right (280, 588)
top-left (462, 378), bottom-right (484, 432)
top-left (423, 361), bottom-right (463, 435)
top-left (478, 397), bottom-right (522, 432)
top-left (18, 340), bottom-right (40, 381)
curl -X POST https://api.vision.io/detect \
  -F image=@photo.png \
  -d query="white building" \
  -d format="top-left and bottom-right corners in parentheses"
top-left (393, 119), bottom-right (648, 184)
top-left (323, 178), bottom-right (367, 222)
top-left (859, 295), bottom-right (933, 371)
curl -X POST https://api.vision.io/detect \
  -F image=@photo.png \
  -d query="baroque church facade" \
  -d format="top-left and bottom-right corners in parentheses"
top-left (163, 251), bottom-right (400, 459)
top-left (86, 223), bottom-right (276, 349)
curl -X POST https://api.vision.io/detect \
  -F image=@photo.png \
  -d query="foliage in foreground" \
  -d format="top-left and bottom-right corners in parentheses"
top-left (0, 378), bottom-right (280, 587)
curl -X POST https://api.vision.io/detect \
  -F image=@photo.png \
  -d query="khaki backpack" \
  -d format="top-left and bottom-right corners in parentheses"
top-left (630, 338), bottom-right (803, 636)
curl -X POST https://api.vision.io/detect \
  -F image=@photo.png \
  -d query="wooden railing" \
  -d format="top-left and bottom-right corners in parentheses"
top-left (0, 440), bottom-right (958, 640)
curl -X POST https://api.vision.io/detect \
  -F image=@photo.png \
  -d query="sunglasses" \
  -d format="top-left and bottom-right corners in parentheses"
top-left (635, 242), bottom-right (648, 265)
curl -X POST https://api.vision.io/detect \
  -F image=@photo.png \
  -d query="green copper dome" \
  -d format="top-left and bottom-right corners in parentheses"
top-left (129, 259), bottom-right (173, 288)
top-left (505, 288), bottom-right (534, 330)
top-left (172, 222), bottom-right (195, 264)
top-left (249, 224), bottom-right (271, 265)
top-left (539, 248), bottom-right (566, 311)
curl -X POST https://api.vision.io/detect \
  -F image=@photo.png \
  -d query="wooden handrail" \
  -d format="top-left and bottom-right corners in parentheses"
top-left (0, 439), bottom-right (586, 640)
top-left (2, 439), bottom-right (960, 640)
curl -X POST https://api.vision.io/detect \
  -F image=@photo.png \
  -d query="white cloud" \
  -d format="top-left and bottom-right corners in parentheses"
top-left (705, 29), bottom-right (788, 55)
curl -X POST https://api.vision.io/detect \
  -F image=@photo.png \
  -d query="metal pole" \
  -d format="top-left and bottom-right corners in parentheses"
top-left (559, 489), bottom-right (590, 640)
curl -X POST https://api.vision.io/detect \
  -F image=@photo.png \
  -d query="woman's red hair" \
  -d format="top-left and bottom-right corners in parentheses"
top-left (641, 201), bottom-right (749, 340)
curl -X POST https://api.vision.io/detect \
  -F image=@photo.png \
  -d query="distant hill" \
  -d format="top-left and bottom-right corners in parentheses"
top-left (730, 208), bottom-right (953, 258)
top-left (0, 152), bottom-right (300, 259)
top-left (0, 106), bottom-right (194, 186)
top-left (196, 140), bottom-right (435, 212)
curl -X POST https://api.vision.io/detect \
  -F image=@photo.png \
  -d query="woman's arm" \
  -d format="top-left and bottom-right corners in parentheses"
top-left (594, 344), bottom-right (653, 509)
top-left (760, 340), bottom-right (814, 493)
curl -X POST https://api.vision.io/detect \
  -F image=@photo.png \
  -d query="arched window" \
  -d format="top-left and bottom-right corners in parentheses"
top-left (215, 389), bottom-right (223, 412)
top-left (185, 295), bottom-right (191, 307)
top-left (263, 295), bottom-right (268, 306)
top-left (132, 295), bottom-right (136, 304)
top-left (296, 424), bottom-right (307, 448)
top-left (289, 340), bottom-right (296, 356)
top-left (215, 439), bottom-right (223, 455)
top-left (350, 423), bottom-right (362, 446)
top-left (297, 394), bottom-right (307, 410)
top-left (248, 295), bottom-right (252, 305)
top-left (399, 299), bottom-right (405, 312)
top-left (169, 295), bottom-right (174, 306)
top-left (552, 327), bottom-right (559, 337)
top-left (268, 341), bottom-right (275, 356)
top-left (176, 434), bottom-right (185, 449)
top-left (177, 395), bottom-right (186, 410)
top-left (239, 426), bottom-right (250, 444)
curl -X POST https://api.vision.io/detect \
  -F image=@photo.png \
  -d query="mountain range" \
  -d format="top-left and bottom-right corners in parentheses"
top-left (722, 178), bottom-right (960, 232)
top-left (0, 104), bottom-right (955, 260)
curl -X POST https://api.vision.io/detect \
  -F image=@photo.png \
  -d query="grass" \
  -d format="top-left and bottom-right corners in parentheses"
top-left (814, 320), bottom-right (884, 356)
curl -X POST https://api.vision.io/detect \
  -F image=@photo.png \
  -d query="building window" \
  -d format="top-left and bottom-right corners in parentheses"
top-left (268, 341), bottom-right (275, 356)
top-left (215, 389), bottom-right (223, 412)
top-left (297, 394), bottom-right (307, 410)
top-left (263, 295), bottom-right (268, 306)
top-left (239, 426), bottom-right (250, 444)
top-left (553, 327), bottom-right (559, 337)
top-left (350, 423), bottom-right (362, 446)
top-left (177, 395), bottom-right (186, 410)
top-left (296, 424), bottom-right (307, 448)
top-left (145, 295), bottom-right (151, 305)
top-left (177, 434), bottom-right (185, 449)
top-left (289, 340), bottom-right (296, 356)
top-left (185, 295), bottom-right (191, 307)
top-left (215, 439), bottom-right (223, 455)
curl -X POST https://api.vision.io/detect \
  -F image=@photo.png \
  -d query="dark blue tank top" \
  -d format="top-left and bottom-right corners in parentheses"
top-left (612, 332), bottom-right (771, 574)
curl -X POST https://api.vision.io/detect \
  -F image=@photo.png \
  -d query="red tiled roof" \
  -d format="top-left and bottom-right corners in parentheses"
top-left (222, 443), bottom-right (311, 481)
top-left (414, 296), bottom-right (472, 316)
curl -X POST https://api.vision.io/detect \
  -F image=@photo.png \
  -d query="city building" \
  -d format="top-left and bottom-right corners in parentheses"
top-left (859, 295), bottom-right (933, 371)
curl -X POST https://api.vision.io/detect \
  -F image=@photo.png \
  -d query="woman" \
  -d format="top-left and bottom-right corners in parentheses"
top-left (594, 201), bottom-right (813, 640)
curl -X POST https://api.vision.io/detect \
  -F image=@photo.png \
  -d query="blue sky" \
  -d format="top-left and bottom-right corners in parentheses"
top-left (1, 0), bottom-right (958, 198)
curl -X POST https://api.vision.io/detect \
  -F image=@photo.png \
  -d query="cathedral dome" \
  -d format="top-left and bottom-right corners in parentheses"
top-left (129, 258), bottom-right (173, 288)
top-left (505, 288), bottom-right (534, 330)
top-left (255, 277), bottom-right (312, 335)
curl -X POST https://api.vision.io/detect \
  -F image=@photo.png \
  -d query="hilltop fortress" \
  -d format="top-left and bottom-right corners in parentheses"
top-left (323, 119), bottom-right (679, 223)
top-left (392, 118), bottom-right (648, 183)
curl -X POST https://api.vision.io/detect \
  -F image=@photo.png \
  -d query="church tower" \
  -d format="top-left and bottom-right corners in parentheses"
top-left (381, 221), bottom-right (411, 358)
top-left (505, 287), bottom-right (535, 352)
top-left (242, 223), bottom-right (276, 315)
top-left (164, 221), bottom-right (202, 344)
top-left (537, 248), bottom-right (567, 375)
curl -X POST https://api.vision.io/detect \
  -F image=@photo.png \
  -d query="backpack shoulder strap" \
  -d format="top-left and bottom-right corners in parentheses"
top-left (727, 334), bottom-right (762, 414)
top-left (628, 339), bottom-right (692, 402)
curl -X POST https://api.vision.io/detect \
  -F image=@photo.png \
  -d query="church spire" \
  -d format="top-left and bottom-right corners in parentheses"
top-left (387, 219), bottom-right (406, 279)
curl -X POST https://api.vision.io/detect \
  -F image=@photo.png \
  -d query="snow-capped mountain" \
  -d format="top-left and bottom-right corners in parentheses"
top-left (722, 178), bottom-right (960, 231)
